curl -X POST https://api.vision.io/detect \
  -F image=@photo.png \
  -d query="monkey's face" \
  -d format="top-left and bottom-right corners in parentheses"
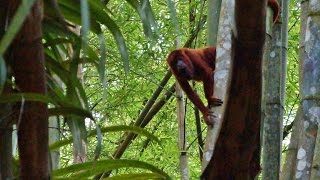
top-left (176, 59), bottom-right (194, 80)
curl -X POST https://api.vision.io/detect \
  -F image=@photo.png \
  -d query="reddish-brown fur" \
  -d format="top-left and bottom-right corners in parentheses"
top-left (268, 0), bottom-right (280, 22)
top-left (167, 47), bottom-right (222, 125)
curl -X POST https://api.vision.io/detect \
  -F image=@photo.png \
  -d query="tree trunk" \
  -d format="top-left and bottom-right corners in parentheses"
top-left (261, 1), bottom-right (285, 178)
top-left (201, 0), bottom-right (233, 171)
top-left (202, 0), bottom-right (266, 179)
top-left (294, 0), bottom-right (320, 178)
top-left (8, 0), bottom-right (49, 179)
top-left (306, 0), bottom-right (320, 179)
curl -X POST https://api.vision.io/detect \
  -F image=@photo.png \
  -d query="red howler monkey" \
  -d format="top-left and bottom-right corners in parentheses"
top-left (167, 47), bottom-right (222, 126)
top-left (167, 1), bottom-right (279, 126)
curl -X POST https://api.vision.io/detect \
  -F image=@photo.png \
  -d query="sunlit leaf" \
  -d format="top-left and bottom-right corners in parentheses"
top-left (50, 125), bottom-right (161, 150)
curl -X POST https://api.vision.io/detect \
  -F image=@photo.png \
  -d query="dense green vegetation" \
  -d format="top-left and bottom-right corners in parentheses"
top-left (0, 0), bottom-right (302, 179)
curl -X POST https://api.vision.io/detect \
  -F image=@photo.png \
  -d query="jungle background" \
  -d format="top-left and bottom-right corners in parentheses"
top-left (1, 0), bottom-right (319, 179)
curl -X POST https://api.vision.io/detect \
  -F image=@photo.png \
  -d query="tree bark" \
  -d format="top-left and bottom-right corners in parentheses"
top-left (261, 1), bottom-right (285, 178)
top-left (202, 0), bottom-right (266, 179)
top-left (8, 1), bottom-right (49, 179)
top-left (201, 0), bottom-right (233, 171)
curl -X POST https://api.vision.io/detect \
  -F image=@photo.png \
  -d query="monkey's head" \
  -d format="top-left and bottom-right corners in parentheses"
top-left (167, 48), bottom-right (197, 80)
top-left (176, 59), bottom-right (194, 79)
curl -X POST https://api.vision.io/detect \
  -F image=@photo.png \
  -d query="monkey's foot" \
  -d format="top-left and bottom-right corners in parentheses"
top-left (204, 111), bottom-right (219, 127)
top-left (209, 97), bottom-right (223, 107)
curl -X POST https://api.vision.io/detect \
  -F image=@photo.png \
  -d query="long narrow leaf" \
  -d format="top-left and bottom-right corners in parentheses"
top-left (167, 0), bottom-right (181, 38)
top-left (86, 46), bottom-right (100, 67)
top-left (46, 55), bottom-right (90, 109)
top-left (58, 3), bottom-right (102, 34)
top-left (50, 125), bottom-right (161, 150)
top-left (98, 33), bottom-right (107, 98)
top-left (53, 159), bottom-right (171, 179)
top-left (48, 107), bottom-right (94, 119)
top-left (42, 18), bottom-right (79, 39)
top-left (43, 23), bottom-right (100, 67)
top-left (88, 0), bottom-right (129, 72)
top-left (126, 0), bottom-right (158, 38)
top-left (0, 93), bottom-right (54, 104)
top-left (94, 125), bottom-right (102, 161)
top-left (58, 0), bottom-right (129, 72)
top-left (45, 56), bottom-right (70, 84)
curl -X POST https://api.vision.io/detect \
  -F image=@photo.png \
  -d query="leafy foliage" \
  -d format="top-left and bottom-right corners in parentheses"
top-left (53, 160), bottom-right (171, 179)
top-left (0, 0), bottom-right (301, 179)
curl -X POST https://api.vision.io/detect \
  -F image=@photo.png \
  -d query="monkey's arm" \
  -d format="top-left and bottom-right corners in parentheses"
top-left (176, 78), bottom-right (213, 125)
top-left (203, 70), bottom-right (223, 107)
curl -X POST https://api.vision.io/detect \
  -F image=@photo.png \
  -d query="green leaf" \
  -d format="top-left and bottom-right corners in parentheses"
top-left (50, 125), bottom-right (161, 150)
top-left (0, 93), bottom-right (54, 104)
top-left (126, 0), bottom-right (158, 38)
top-left (45, 56), bottom-right (90, 109)
top-left (94, 125), bottom-right (102, 161)
top-left (45, 55), bottom-right (71, 84)
top-left (48, 107), bottom-right (94, 119)
top-left (58, 1), bottom-right (102, 34)
top-left (42, 18), bottom-right (79, 41)
top-left (44, 34), bottom-right (68, 63)
top-left (43, 37), bottom-right (73, 47)
top-left (53, 159), bottom-right (171, 179)
top-left (88, 0), bottom-right (129, 72)
top-left (96, 33), bottom-right (107, 99)
top-left (0, 0), bottom-right (37, 54)
top-left (67, 40), bottom-right (90, 110)
top-left (53, 0), bottom-right (129, 72)
top-left (167, 0), bottom-right (181, 38)
top-left (86, 46), bottom-right (100, 67)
